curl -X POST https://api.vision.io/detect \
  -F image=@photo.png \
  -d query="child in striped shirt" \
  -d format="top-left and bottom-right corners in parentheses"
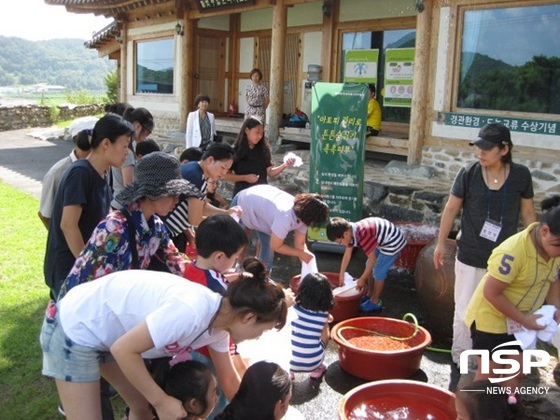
top-left (326, 216), bottom-right (406, 312)
top-left (290, 272), bottom-right (334, 380)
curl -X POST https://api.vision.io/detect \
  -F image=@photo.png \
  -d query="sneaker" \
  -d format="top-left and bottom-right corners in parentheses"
top-left (360, 295), bottom-right (370, 304)
top-left (58, 404), bottom-right (66, 417)
top-left (309, 363), bottom-right (327, 380)
top-left (360, 299), bottom-right (383, 312)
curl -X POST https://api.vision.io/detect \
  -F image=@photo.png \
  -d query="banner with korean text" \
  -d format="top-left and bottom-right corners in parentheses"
top-left (308, 83), bottom-right (368, 243)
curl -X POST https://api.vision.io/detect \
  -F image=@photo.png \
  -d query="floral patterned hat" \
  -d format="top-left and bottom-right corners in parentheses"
top-left (116, 151), bottom-right (197, 204)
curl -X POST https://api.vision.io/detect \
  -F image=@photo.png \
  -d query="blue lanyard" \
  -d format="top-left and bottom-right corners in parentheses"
top-left (485, 166), bottom-right (507, 224)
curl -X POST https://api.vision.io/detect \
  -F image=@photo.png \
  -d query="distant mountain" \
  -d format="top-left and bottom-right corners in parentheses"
top-left (0, 36), bottom-right (115, 91)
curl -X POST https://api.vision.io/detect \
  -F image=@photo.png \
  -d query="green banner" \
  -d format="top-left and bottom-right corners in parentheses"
top-left (437, 112), bottom-right (559, 136)
top-left (383, 48), bottom-right (415, 108)
top-left (343, 49), bottom-right (379, 84)
top-left (308, 83), bottom-right (368, 242)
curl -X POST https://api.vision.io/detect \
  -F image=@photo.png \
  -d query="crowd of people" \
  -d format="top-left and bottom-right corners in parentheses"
top-left (36, 90), bottom-right (559, 420)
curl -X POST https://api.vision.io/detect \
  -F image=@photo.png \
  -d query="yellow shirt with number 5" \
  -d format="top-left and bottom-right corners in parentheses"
top-left (465, 222), bottom-right (559, 334)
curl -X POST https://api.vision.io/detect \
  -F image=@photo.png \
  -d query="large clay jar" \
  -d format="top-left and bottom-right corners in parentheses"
top-left (414, 237), bottom-right (456, 341)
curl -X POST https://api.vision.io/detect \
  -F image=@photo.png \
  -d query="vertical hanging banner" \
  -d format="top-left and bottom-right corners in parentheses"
top-left (308, 83), bottom-right (367, 243)
top-left (343, 49), bottom-right (379, 84)
top-left (383, 47), bottom-right (415, 107)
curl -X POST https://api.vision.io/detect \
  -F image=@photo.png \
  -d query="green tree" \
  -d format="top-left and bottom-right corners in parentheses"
top-left (105, 69), bottom-right (118, 104)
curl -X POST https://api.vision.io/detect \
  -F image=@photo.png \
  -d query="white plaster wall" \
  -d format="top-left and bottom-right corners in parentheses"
top-left (433, 7), bottom-right (450, 111)
top-left (198, 14), bottom-right (230, 31)
top-left (128, 22), bottom-right (174, 37)
top-left (239, 37), bottom-right (254, 73)
top-left (300, 31), bottom-right (322, 114)
top-left (288, 2), bottom-right (323, 26)
top-left (302, 32), bottom-right (322, 72)
top-left (241, 9), bottom-right (272, 32)
top-left (238, 37), bottom-right (254, 113)
top-left (238, 79), bottom-right (251, 114)
top-left (241, 2), bottom-right (322, 31)
top-left (339, 0), bottom-right (415, 22)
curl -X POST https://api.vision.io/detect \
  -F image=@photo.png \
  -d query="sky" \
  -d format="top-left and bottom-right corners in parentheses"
top-left (0, 0), bottom-right (112, 41)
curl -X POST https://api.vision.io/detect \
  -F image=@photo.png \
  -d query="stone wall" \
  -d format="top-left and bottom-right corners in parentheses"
top-left (0, 105), bottom-right (105, 132)
top-left (421, 146), bottom-right (560, 203)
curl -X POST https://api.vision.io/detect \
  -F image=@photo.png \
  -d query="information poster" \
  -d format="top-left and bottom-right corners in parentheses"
top-left (308, 83), bottom-right (368, 242)
top-left (383, 48), bottom-right (415, 107)
top-left (343, 49), bottom-right (379, 84)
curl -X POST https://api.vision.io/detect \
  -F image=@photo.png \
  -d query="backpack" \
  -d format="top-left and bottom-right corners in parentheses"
top-left (286, 108), bottom-right (309, 128)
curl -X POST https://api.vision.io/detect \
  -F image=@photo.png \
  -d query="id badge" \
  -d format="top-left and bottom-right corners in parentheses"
top-left (506, 317), bottom-right (524, 335)
top-left (480, 218), bottom-right (502, 242)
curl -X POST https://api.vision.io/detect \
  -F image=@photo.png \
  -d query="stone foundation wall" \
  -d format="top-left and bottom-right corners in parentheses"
top-left (0, 105), bottom-right (105, 132)
top-left (421, 146), bottom-right (560, 201)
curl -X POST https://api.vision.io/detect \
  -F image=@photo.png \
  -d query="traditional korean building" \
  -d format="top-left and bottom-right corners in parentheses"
top-left (46, 0), bottom-right (559, 199)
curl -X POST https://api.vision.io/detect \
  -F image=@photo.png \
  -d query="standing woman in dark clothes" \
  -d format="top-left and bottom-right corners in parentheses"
top-left (223, 116), bottom-right (295, 197)
top-left (43, 113), bottom-right (134, 300)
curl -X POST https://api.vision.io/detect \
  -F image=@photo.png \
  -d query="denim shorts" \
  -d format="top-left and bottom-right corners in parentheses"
top-left (40, 302), bottom-right (114, 382)
top-left (371, 249), bottom-right (400, 281)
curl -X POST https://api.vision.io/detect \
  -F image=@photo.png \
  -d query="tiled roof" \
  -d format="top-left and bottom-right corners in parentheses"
top-left (84, 21), bottom-right (120, 49)
top-left (44, 0), bottom-right (172, 18)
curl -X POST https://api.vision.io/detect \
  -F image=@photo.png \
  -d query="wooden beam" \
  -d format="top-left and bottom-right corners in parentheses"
top-left (407, 0), bottom-right (432, 164)
top-left (268, 0), bottom-right (287, 145)
top-left (321, 0), bottom-right (338, 82)
top-left (181, 11), bottom-right (194, 130)
top-left (119, 24), bottom-right (128, 103)
top-left (229, 14), bottom-right (241, 111)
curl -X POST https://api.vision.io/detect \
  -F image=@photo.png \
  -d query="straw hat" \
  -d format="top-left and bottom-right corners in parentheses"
top-left (116, 152), bottom-right (198, 204)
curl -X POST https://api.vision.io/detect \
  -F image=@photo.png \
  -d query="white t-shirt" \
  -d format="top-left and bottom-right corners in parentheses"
top-left (59, 270), bottom-right (228, 358)
top-left (237, 185), bottom-right (307, 238)
top-left (39, 151), bottom-right (78, 218)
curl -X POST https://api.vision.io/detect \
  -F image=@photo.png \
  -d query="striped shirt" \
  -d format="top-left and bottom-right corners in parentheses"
top-left (351, 217), bottom-right (406, 256)
top-left (290, 305), bottom-right (328, 373)
top-left (164, 194), bottom-right (204, 237)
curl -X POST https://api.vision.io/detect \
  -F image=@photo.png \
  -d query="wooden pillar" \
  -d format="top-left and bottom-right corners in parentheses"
top-left (119, 25), bottom-right (127, 103)
top-left (268, 0), bottom-right (287, 145)
top-left (180, 14), bottom-right (194, 130)
top-left (407, 0), bottom-right (432, 164)
top-left (228, 14), bottom-right (241, 112)
top-left (321, 0), bottom-right (339, 82)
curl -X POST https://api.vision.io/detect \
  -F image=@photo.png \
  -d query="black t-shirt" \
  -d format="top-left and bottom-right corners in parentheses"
top-left (43, 160), bottom-right (112, 298)
top-left (231, 147), bottom-right (272, 196)
top-left (452, 161), bottom-right (534, 268)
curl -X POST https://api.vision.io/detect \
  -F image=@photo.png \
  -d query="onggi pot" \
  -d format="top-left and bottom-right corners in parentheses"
top-left (393, 222), bottom-right (438, 272)
top-left (289, 272), bottom-right (365, 324)
top-left (414, 236), bottom-right (457, 340)
top-left (338, 379), bottom-right (456, 420)
top-left (331, 316), bottom-right (432, 381)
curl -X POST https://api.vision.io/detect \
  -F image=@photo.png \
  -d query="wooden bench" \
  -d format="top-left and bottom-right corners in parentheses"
top-left (214, 118), bottom-right (409, 156)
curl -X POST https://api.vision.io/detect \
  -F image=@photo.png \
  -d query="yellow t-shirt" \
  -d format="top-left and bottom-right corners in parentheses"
top-left (465, 223), bottom-right (559, 334)
top-left (367, 97), bottom-right (381, 131)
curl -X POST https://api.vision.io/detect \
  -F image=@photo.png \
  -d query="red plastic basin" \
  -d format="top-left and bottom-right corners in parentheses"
top-left (289, 272), bottom-right (365, 324)
top-left (339, 379), bottom-right (456, 419)
top-left (331, 316), bottom-right (432, 380)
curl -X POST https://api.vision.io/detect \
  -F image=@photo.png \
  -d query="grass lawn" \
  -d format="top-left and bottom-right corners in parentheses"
top-left (0, 182), bottom-right (60, 418)
top-left (0, 182), bottom-right (123, 418)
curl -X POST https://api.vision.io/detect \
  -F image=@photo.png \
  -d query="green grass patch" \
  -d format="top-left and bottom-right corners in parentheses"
top-left (0, 182), bottom-right (126, 418)
top-left (0, 182), bottom-right (61, 418)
